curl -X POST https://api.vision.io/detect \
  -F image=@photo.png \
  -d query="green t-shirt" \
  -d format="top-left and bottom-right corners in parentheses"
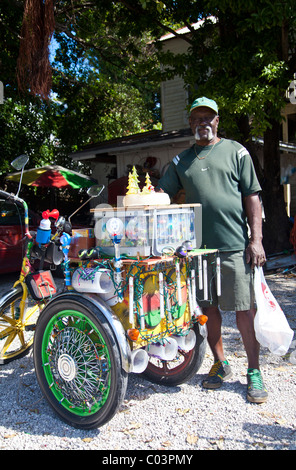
top-left (158, 138), bottom-right (261, 251)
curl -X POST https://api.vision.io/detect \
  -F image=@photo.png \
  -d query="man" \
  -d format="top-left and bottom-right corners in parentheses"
top-left (157, 96), bottom-right (268, 403)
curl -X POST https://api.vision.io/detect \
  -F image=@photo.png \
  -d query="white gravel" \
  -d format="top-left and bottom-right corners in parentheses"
top-left (0, 271), bottom-right (295, 451)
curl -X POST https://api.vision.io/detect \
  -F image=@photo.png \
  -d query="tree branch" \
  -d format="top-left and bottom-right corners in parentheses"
top-left (54, 21), bottom-right (150, 79)
top-left (115, 0), bottom-right (193, 44)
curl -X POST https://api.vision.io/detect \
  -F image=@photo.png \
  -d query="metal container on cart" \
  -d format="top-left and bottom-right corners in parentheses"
top-left (93, 203), bottom-right (202, 257)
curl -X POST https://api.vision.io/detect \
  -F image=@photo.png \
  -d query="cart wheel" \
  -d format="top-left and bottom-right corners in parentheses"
top-left (142, 323), bottom-right (207, 386)
top-left (0, 287), bottom-right (40, 364)
top-left (34, 297), bottom-right (128, 430)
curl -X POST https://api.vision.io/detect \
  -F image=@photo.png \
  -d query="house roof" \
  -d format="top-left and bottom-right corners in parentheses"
top-left (253, 138), bottom-right (296, 154)
top-left (70, 128), bottom-right (194, 161)
top-left (158, 17), bottom-right (216, 42)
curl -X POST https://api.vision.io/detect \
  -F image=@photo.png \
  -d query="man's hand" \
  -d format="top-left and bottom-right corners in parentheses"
top-left (245, 239), bottom-right (266, 268)
top-left (244, 193), bottom-right (266, 267)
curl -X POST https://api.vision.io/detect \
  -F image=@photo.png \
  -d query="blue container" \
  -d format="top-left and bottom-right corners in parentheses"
top-left (36, 227), bottom-right (51, 245)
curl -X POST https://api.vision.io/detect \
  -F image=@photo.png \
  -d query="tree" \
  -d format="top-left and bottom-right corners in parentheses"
top-left (0, 0), bottom-right (162, 212)
top-left (126, 166), bottom-right (141, 194)
top-left (142, 173), bottom-right (154, 193)
top-left (51, 1), bottom-right (162, 146)
top-left (0, 0), bottom-right (161, 170)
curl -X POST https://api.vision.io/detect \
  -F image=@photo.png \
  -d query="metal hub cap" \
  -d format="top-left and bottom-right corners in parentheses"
top-left (57, 353), bottom-right (77, 381)
top-left (42, 313), bottom-right (113, 415)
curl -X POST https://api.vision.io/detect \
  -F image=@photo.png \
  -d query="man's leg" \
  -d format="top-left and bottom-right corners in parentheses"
top-left (236, 308), bottom-right (268, 403)
top-left (236, 308), bottom-right (259, 369)
top-left (203, 305), bottom-right (225, 362)
top-left (202, 305), bottom-right (232, 389)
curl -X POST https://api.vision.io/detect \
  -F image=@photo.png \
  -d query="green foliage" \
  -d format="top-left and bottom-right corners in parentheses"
top-left (0, 0), bottom-right (162, 178)
top-left (0, 97), bottom-right (58, 174)
top-left (170, 0), bottom-right (296, 139)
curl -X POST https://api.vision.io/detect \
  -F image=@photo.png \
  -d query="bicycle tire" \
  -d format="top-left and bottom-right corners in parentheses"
top-left (34, 296), bottom-right (128, 429)
top-left (0, 286), bottom-right (40, 364)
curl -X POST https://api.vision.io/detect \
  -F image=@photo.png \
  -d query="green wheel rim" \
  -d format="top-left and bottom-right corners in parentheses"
top-left (41, 309), bottom-right (112, 417)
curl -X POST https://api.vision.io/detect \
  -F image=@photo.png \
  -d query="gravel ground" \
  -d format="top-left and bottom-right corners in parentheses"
top-left (0, 270), bottom-right (295, 451)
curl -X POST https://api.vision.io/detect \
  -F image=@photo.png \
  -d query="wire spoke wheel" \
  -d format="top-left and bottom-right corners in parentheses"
top-left (42, 311), bottom-right (112, 415)
top-left (0, 288), bottom-right (40, 364)
top-left (34, 296), bottom-right (127, 429)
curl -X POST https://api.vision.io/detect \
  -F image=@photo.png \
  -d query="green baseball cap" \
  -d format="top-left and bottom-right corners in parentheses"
top-left (190, 97), bottom-right (218, 114)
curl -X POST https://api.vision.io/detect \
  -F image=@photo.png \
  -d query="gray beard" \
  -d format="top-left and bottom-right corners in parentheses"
top-left (194, 125), bottom-right (214, 141)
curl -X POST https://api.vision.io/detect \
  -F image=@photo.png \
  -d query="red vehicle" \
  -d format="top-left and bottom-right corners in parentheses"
top-left (0, 197), bottom-right (40, 274)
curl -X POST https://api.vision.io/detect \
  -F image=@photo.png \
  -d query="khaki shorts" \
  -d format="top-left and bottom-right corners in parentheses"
top-left (196, 250), bottom-right (255, 311)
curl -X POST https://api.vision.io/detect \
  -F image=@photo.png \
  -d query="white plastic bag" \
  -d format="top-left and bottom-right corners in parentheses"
top-left (254, 266), bottom-right (294, 355)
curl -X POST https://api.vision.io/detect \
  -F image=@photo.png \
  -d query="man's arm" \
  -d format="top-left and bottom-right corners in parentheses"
top-left (244, 193), bottom-right (266, 267)
top-left (156, 158), bottom-right (183, 197)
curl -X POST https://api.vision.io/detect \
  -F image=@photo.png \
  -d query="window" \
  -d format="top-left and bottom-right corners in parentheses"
top-left (0, 200), bottom-right (25, 226)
